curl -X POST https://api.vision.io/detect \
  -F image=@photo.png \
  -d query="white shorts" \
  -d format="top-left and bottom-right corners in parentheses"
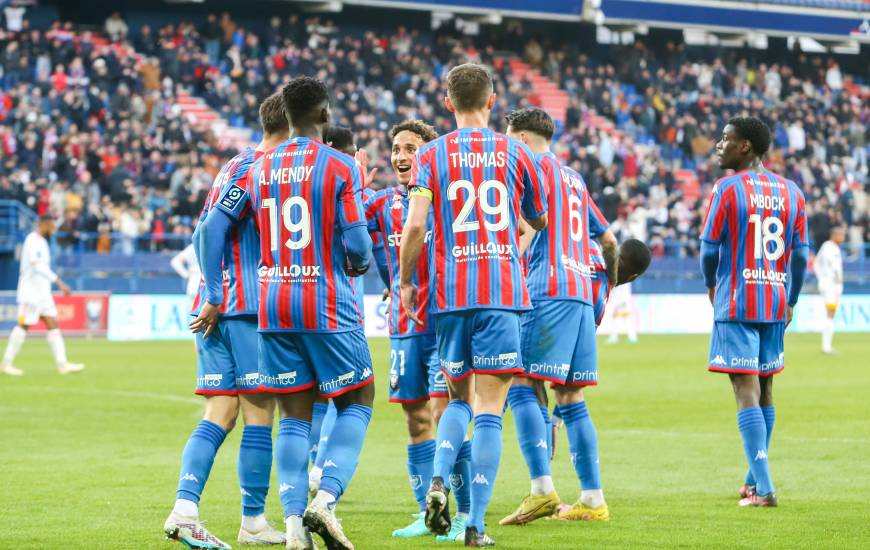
top-left (17, 296), bottom-right (58, 326)
top-left (819, 284), bottom-right (842, 309)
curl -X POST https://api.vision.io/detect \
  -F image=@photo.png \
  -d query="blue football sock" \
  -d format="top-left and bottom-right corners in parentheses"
top-left (238, 425), bottom-right (272, 517)
top-left (737, 407), bottom-right (775, 496)
top-left (540, 405), bottom-right (553, 462)
top-left (433, 400), bottom-right (472, 481)
top-left (276, 418), bottom-right (311, 518)
top-left (561, 401), bottom-right (602, 490)
top-left (468, 414), bottom-right (503, 533)
top-left (176, 420), bottom-right (227, 504)
top-left (451, 440), bottom-right (471, 514)
top-left (407, 440), bottom-right (435, 512)
top-left (319, 404), bottom-right (373, 502)
top-left (313, 402), bottom-right (337, 470)
top-left (507, 386), bottom-right (550, 479)
top-left (746, 406), bottom-right (775, 486)
top-left (309, 402), bottom-right (328, 465)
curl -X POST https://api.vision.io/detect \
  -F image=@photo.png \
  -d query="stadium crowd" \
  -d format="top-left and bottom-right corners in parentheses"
top-left (0, 11), bottom-right (867, 256)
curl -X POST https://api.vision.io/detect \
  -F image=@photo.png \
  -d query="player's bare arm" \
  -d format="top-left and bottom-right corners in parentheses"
top-left (518, 218), bottom-right (536, 255)
top-left (523, 212), bottom-right (547, 232)
top-left (398, 192), bottom-right (430, 326)
top-left (599, 229), bottom-right (619, 285)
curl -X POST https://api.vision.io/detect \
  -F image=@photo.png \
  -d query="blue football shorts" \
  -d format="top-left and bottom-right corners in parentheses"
top-left (389, 333), bottom-right (448, 403)
top-left (258, 329), bottom-right (374, 398)
top-left (521, 300), bottom-right (598, 387)
top-left (435, 309), bottom-right (523, 382)
top-left (708, 321), bottom-right (785, 377)
top-left (195, 316), bottom-right (260, 395)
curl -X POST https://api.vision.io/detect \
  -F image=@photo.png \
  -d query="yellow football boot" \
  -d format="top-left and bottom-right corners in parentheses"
top-left (557, 501), bottom-right (610, 521)
top-left (499, 491), bottom-right (560, 525)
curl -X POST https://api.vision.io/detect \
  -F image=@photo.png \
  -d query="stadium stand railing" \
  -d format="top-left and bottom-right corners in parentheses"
top-left (0, 200), bottom-right (37, 253)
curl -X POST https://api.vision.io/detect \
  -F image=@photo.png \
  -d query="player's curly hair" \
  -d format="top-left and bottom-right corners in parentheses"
top-left (389, 120), bottom-right (438, 143)
top-left (281, 76), bottom-right (329, 122)
top-left (259, 92), bottom-right (288, 135)
top-left (505, 107), bottom-right (555, 141)
top-left (728, 116), bottom-right (772, 157)
top-left (325, 126), bottom-right (355, 154)
top-left (446, 63), bottom-right (493, 112)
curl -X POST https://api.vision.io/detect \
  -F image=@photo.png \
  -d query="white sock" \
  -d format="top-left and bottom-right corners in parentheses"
top-left (173, 498), bottom-right (198, 518)
top-left (242, 513), bottom-right (268, 532)
top-left (46, 328), bottom-right (68, 366)
top-left (309, 465), bottom-right (323, 486)
top-left (580, 489), bottom-right (605, 508)
top-left (315, 489), bottom-right (336, 508)
top-left (3, 326), bottom-right (26, 365)
top-left (530, 475), bottom-right (555, 496)
top-left (285, 515), bottom-right (304, 537)
top-left (821, 317), bottom-right (834, 352)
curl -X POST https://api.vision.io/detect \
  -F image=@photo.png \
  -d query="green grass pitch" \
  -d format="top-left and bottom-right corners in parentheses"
top-left (1, 333), bottom-right (868, 549)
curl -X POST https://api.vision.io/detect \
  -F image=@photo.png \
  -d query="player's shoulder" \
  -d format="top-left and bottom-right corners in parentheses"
top-left (366, 186), bottom-right (394, 208)
top-left (767, 170), bottom-right (806, 202)
top-left (315, 139), bottom-right (356, 167)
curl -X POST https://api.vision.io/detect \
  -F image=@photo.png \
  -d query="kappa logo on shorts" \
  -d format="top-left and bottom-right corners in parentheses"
top-left (220, 184), bottom-right (245, 210)
top-left (197, 374), bottom-right (223, 387)
top-left (710, 355), bottom-right (726, 367)
top-left (361, 367), bottom-right (372, 379)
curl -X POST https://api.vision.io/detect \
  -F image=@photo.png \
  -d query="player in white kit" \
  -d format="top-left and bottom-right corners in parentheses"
top-left (813, 226), bottom-right (845, 355)
top-left (170, 243), bottom-right (202, 309)
top-left (2, 215), bottom-right (85, 376)
top-left (605, 282), bottom-right (637, 344)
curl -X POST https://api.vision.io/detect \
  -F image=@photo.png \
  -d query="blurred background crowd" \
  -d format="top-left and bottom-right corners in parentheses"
top-left (0, 9), bottom-right (866, 257)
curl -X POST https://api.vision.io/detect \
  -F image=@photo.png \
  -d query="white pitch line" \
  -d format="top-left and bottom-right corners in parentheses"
top-left (6, 385), bottom-right (202, 406)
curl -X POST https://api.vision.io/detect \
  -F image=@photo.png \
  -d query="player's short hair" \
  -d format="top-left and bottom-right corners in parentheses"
top-left (281, 76), bottom-right (329, 123)
top-left (620, 238), bottom-right (651, 282)
top-left (505, 107), bottom-right (554, 141)
top-left (446, 63), bottom-right (493, 112)
top-left (259, 92), bottom-right (288, 135)
top-left (325, 126), bottom-right (355, 154)
top-left (389, 120), bottom-right (437, 143)
top-left (728, 116), bottom-right (772, 157)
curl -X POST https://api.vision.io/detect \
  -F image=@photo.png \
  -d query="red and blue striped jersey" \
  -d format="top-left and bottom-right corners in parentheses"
top-left (365, 185), bottom-right (433, 337)
top-left (409, 128), bottom-right (547, 313)
top-left (700, 169), bottom-right (809, 323)
top-left (588, 239), bottom-right (610, 326)
top-left (215, 137), bottom-right (368, 332)
top-left (191, 147), bottom-right (262, 318)
top-left (526, 152), bottom-right (608, 304)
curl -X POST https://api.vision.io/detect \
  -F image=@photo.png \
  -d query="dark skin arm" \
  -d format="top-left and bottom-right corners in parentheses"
top-left (599, 229), bottom-right (618, 285)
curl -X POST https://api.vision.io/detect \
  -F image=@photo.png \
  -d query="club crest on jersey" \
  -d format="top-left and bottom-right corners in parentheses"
top-left (409, 475), bottom-right (423, 490)
top-left (220, 185), bottom-right (245, 210)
